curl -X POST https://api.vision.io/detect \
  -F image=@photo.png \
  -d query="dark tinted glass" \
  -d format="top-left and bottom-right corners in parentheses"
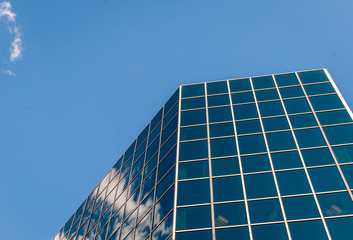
top-left (340, 165), bottom-right (353, 186)
top-left (180, 109), bottom-right (206, 126)
top-left (276, 170), bottom-right (311, 195)
top-left (210, 137), bottom-right (237, 158)
top-left (231, 91), bottom-right (255, 104)
top-left (208, 106), bottom-right (233, 123)
top-left (245, 173), bottom-right (277, 199)
top-left (252, 76), bottom-right (275, 89)
top-left (209, 122), bottom-right (234, 137)
top-left (275, 73), bottom-right (299, 86)
top-left (177, 179), bottom-right (210, 205)
top-left (248, 199), bottom-right (283, 223)
top-left (301, 148), bottom-right (335, 166)
top-left (304, 82), bottom-right (335, 95)
top-left (298, 70), bottom-right (329, 84)
top-left (175, 230), bottom-right (212, 240)
top-left (207, 94), bottom-right (230, 107)
top-left (279, 86), bottom-right (305, 98)
top-left (179, 140), bottom-right (208, 161)
top-left (323, 124), bottom-right (353, 145)
top-left (317, 110), bottom-right (352, 125)
top-left (213, 176), bottom-right (244, 202)
top-left (289, 220), bottom-right (328, 240)
top-left (178, 160), bottom-right (209, 180)
top-left (216, 227), bottom-right (250, 240)
top-left (214, 202), bottom-right (247, 226)
top-left (258, 101), bottom-right (285, 117)
top-left (182, 84), bottom-right (204, 98)
top-left (241, 154), bottom-right (271, 173)
top-left (318, 192), bottom-right (353, 217)
top-left (255, 89), bottom-right (279, 101)
top-left (289, 113), bottom-right (317, 128)
top-left (176, 205), bottom-right (212, 230)
top-left (295, 128), bottom-right (326, 148)
top-left (181, 97), bottom-right (205, 110)
top-left (164, 89), bottom-right (179, 114)
top-left (211, 157), bottom-right (240, 176)
top-left (284, 98), bottom-right (311, 114)
top-left (238, 134), bottom-right (267, 154)
top-left (152, 212), bottom-right (173, 239)
top-left (332, 144), bottom-right (353, 163)
top-left (252, 224), bottom-right (289, 240)
top-left (153, 187), bottom-right (174, 227)
top-left (207, 81), bottom-right (228, 95)
top-left (308, 167), bottom-right (346, 192)
top-left (309, 94), bottom-right (344, 111)
top-left (233, 104), bottom-right (258, 120)
top-left (236, 119), bottom-right (262, 135)
top-left (326, 217), bottom-right (353, 240)
top-left (180, 125), bottom-right (207, 141)
top-left (266, 131), bottom-right (296, 151)
top-left (229, 78), bottom-right (251, 92)
top-left (262, 116), bottom-right (290, 131)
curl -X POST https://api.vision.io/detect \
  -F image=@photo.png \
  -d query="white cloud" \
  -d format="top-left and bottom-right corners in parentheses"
top-left (2, 70), bottom-right (16, 76)
top-left (0, 1), bottom-right (23, 62)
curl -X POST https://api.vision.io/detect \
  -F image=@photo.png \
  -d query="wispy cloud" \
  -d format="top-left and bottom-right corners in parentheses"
top-left (0, 1), bottom-right (23, 62)
top-left (2, 70), bottom-right (16, 76)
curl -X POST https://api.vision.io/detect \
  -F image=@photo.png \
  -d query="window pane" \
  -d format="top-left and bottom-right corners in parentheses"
top-left (212, 157), bottom-right (240, 176)
top-left (175, 230), bottom-right (212, 240)
top-left (318, 192), bottom-right (353, 217)
top-left (152, 212), bottom-right (173, 239)
top-left (238, 134), bottom-right (267, 154)
top-left (177, 179), bottom-right (210, 206)
top-left (295, 128), bottom-right (326, 148)
top-left (262, 116), bottom-right (290, 131)
top-left (298, 70), bottom-right (329, 84)
top-left (304, 82), bottom-right (335, 96)
top-left (214, 202), bottom-right (247, 226)
top-left (317, 110), bottom-right (352, 125)
top-left (276, 170), bottom-right (311, 195)
top-left (308, 167), bottom-right (346, 192)
top-left (282, 196), bottom-right (320, 220)
top-left (245, 173), bottom-right (277, 199)
top-left (326, 217), bottom-right (353, 240)
top-left (207, 81), bottom-right (228, 95)
top-left (236, 119), bottom-right (262, 135)
top-left (229, 78), bottom-right (252, 92)
top-left (279, 86), bottom-right (304, 99)
top-left (209, 122), bottom-right (234, 137)
top-left (178, 160), bottom-right (209, 180)
top-left (248, 199), bottom-right (284, 223)
top-left (340, 165), bottom-right (353, 187)
top-left (323, 124), bottom-right (353, 145)
top-left (179, 140), bottom-right (208, 161)
top-left (181, 97), bottom-right (205, 110)
top-left (213, 176), bottom-right (243, 202)
top-left (180, 125), bottom-right (207, 141)
top-left (182, 84), bottom-right (204, 98)
top-left (252, 224), bottom-right (289, 240)
top-left (332, 145), bottom-right (353, 163)
top-left (289, 220), bottom-right (328, 240)
top-left (275, 73), bottom-right (299, 87)
top-left (135, 211), bottom-right (152, 239)
top-left (309, 94), bottom-right (344, 111)
top-left (258, 101), bottom-right (285, 117)
top-left (231, 91), bottom-right (255, 104)
top-left (252, 76), bottom-right (275, 89)
top-left (180, 109), bottom-right (206, 126)
top-left (255, 89), bottom-right (279, 101)
top-left (156, 167), bottom-right (175, 200)
top-left (271, 151), bottom-right (303, 170)
top-left (210, 137), bottom-right (237, 158)
top-left (266, 131), bottom-right (296, 151)
top-left (301, 148), bottom-right (335, 167)
top-left (207, 94), bottom-right (230, 107)
top-left (233, 104), bottom-right (258, 120)
top-left (176, 205), bottom-right (212, 230)
top-left (153, 187), bottom-right (174, 227)
top-left (216, 227), bottom-right (250, 240)
top-left (284, 98), bottom-right (311, 114)
top-left (289, 113), bottom-right (318, 129)
top-left (242, 154), bottom-right (271, 173)
top-left (208, 106), bottom-right (233, 123)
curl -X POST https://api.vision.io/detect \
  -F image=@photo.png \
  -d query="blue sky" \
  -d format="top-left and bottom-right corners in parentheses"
top-left (0, 0), bottom-right (353, 239)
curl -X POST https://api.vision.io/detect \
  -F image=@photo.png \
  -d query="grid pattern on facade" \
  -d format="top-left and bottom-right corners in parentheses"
top-left (53, 90), bottom-right (179, 240)
top-left (174, 69), bottom-right (353, 240)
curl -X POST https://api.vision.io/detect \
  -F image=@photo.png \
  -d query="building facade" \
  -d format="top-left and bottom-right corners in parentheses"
top-left (53, 69), bottom-right (353, 240)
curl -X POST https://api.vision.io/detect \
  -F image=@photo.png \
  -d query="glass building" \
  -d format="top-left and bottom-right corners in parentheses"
top-left (53, 69), bottom-right (353, 240)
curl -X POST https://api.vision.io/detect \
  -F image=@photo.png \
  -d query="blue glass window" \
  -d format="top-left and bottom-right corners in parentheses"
top-left (158, 148), bottom-right (176, 181)
top-left (208, 94), bottom-right (230, 107)
top-left (277, 170), bottom-right (311, 195)
top-left (135, 211), bottom-right (152, 239)
top-left (211, 157), bottom-right (240, 176)
top-left (209, 122), bottom-right (234, 137)
top-left (182, 84), bottom-right (204, 98)
top-left (216, 227), bottom-right (250, 240)
top-left (279, 86), bottom-right (305, 99)
top-left (295, 128), bottom-right (326, 148)
top-left (238, 134), bottom-right (267, 154)
top-left (326, 217), bottom-right (353, 240)
top-left (252, 224), bottom-right (289, 240)
top-left (156, 168), bottom-right (175, 200)
top-left (284, 98), bottom-right (311, 114)
top-left (248, 199), bottom-right (284, 223)
top-left (309, 94), bottom-right (344, 111)
top-left (231, 91), bottom-right (255, 104)
top-left (208, 106), bottom-right (233, 123)
top-left (275, 73), bottom-right (299, 87)
top-left (163, 101), bottom-right (177, 126)
top-left (181, 97), bottom-right (205, 110)
top-left (298, 70), bottom-right (329, 84)
top-left (256, 89), bottom-right (279, 101)
top-left (318, 192), bottom-right (353, 217)
top-left (340, 165), bottom-right (353, 187)
top-left (323, 124), bottom-right (353, 145)
top-left (152, 212), bottom-right (173, 239)
top-left (178, 179), bottom-right (210, 206)
top-left (179, 140), bottom-right (208, 161)
top-left (180, 125), bottom-right (207, 141)
top-left (213, 176), bottom-right (243, 202)
top-left (332, 145), bottom-right (353, 163)
top-left (180, 109), bottom-right (206, 126)
top-left (252, 76), bottom-right (275, 89)
top-left (266, 131), bottom-right (296, 151)
top-left (258, 101), bottom-right (285, 117)
top-left (150, 108), bottom-right (163, 132)
top-left (301, 148), bottom-right (335, 167)
top-left (175, 230), bottom-right (212, 240)
top-left (245, 173), bottom-right (277, 199)
top-left (233, 104), bottom-right (258, 120)
top-left (236, 119), bottom-right (262, 135)
top-left (179, 160), bottom-right (209, 180)
top-left (164, 89), bottom-right (179, 114)
top-left (309, 167), bottom-right (346, 192)
top-left (289, 220), bottom-right (328, 240)
top-left (214, 202), bottom-right (247, 226)
top-left (304, 82), bottom-right (335, 95)
top-left (289, 113), bottom-right (318, 128)
top-left (229, 78), bottom-right (252, 92)
top-left (317, 110), bottom-right (352, 125)
top-left (176, 205), bottom-right (212, 230)
top-left (210, 137), bottom-right (237, 158)
top-left (153, 187), bottom-right (174, 227)
top-left (207, 81), bottom-right (228, 95)
top-left (242, 154), bottom-right (271, 173)
top-left (263, 116), bottom-right (290, 131)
